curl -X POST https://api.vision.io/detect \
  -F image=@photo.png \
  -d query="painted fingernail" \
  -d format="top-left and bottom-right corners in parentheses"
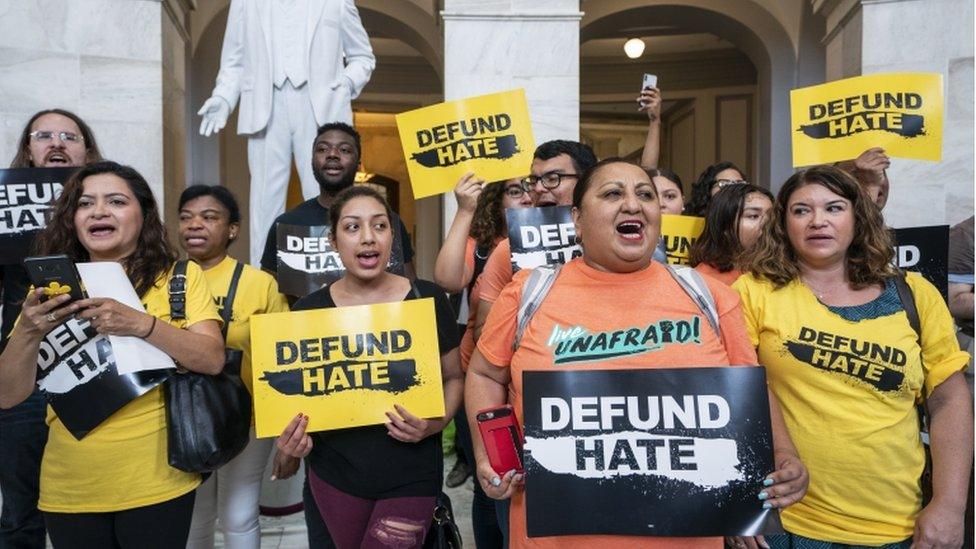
top-left (491, 476), bottom-right (501, 487)
top-left (763, 478), bottom-right (775, 487)
top-left (757, 491), bottom-right (768, 500)
top-left (269, 475), bottom-right (277, 482)
top-left (762, 502), bottom-right (772, 510)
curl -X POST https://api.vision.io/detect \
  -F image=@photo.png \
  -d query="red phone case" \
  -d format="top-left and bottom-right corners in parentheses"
top-left (476, 405), bottom-right (524, 475)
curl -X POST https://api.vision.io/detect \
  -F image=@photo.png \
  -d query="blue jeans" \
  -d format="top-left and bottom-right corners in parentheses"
top-left (0, 391), bottom-right (48, 549)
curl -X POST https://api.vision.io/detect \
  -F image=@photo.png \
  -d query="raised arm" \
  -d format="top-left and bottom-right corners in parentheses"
top-left (434, 173), bottom-right (483, 292)
top-left (638, 87), bottom-right (662, 170)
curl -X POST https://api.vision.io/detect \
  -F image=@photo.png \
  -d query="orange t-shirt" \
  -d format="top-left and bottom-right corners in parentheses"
top-left (694, 262), bottom-right (742, 286)
top-left (476, 258), bottom-right (758, 549)
top-left (477, 238), bottom-right (514, 305)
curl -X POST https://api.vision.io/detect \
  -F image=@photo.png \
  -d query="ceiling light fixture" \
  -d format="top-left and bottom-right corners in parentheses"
top-left (624, 38), bottom-right (645, 59)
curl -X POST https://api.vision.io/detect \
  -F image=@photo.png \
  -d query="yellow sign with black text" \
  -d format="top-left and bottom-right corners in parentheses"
top-left (661, 214), bottom-right (705, 265)
top-left (250, 299), bottom-right (445, 438)
top-left (396, 89), bottom-right (535, 198)
top-left (790, 72), bottom-right (943, 166)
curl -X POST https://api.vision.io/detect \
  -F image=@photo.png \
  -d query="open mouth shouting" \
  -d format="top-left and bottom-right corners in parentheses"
top-left (87, 222), bottom-right (117, 239)
top-left (44, 150), bottom-right (71, 165)
top-left (615, 219), bottom-right (645, 242)
top-left (356, 249), bottom-right (382, 269)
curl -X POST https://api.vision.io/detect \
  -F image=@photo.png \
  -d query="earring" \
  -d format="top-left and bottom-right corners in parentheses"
top-left (574, 235), bottom-right (582, 245)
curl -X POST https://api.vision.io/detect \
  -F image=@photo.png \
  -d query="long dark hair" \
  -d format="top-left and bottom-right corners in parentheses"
top-left (685, 161), bottom-right (746, 216)
top-left (34, 161), bottom-right (177, 297)
top-left (741, 165), bottom-right (896, 289)
top-left (469, 181), bottom-right (510, 250)
top-left (689, 184), bottom-right (773, 272)
top-left (10, 109), bottom-right (102, 168)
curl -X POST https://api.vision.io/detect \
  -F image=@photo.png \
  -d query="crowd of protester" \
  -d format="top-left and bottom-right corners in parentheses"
top-left (0, 81), bottom-right (972, 549)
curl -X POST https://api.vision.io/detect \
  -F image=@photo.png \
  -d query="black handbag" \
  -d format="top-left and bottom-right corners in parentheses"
top-left (423, 492), bottom-right (463, 549)
top-left (164, 260), bottom-right (252, 473)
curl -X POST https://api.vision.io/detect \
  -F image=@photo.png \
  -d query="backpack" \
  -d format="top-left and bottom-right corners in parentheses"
top-left (513, 263), bottom-right (722, 351)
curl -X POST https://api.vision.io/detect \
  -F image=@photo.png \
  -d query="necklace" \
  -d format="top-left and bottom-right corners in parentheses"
top-left (800, 276), bottom-right (843, 301)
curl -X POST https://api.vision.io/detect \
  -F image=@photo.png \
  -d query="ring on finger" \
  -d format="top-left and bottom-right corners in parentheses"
top-left (45, 312), bottom-right (57, 323)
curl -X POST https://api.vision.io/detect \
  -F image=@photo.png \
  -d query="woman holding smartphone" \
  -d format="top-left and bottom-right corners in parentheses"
top-left (275, 186), bottom-right (462, 548)
top-left (0, 161), bottom-right (224, 548)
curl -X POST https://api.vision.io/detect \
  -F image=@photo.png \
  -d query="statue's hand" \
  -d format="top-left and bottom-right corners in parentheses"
top-left (197, 96), bottom-right (231, 137)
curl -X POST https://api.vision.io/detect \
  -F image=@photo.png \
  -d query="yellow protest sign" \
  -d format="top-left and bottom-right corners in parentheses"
top-left (661, 214), bottom-right (705, 265)
top-left (396, 89), bottom-right (535, 198)
top-left (790, 72), bottom-right (943, 166)
top-left (250, 299), bottom-right (445, 438)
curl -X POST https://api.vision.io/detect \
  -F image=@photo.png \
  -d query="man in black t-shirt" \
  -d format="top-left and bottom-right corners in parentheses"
top-left (259, 122), bottom-right (416, 281)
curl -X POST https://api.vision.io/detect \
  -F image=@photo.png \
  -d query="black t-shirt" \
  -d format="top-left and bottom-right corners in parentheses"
top-left (293, 278), bottom-right (460, 499)
top-left (259, 197), bottom-right (415, 273)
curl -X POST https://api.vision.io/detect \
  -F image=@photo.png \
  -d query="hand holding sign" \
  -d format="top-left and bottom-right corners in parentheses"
top-left (762, 450), bottom-right (809, 510)
top-left (276, 413), bottom-right (313, 459)
top-left (454, 172), bottom-right (484, 214)
top-left (477, 459), bottom-right (524, 501)
top-left (385, 403), bottom-right (436, 443)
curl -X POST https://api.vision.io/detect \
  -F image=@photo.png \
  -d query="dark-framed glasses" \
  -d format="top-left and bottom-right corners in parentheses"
top-left (29, 131), bottom-right (84, 144)
top-left (520, 172), bottom-right (579, 191)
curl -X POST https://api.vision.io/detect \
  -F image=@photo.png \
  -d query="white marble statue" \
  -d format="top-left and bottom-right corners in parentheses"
top-left (198, 0), bottom-right (375, 263)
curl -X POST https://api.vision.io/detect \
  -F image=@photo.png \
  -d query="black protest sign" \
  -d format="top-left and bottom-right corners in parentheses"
top-left (507, 206), bottom-right (582, 272)
top-left (0, 168), bottom-right (73, 264)
top-left (36, 316), bottom-right (169, 439)
top-left (892, 225), bottom-right (949, 300)
top-left (522, 367), bottom-right (782, 538)
top-left (275, 223), bottom-right (405, 297)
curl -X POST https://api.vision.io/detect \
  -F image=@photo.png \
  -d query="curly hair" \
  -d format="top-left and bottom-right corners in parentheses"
top-left (740, 165), bottom-right (896, 289)
top-left (469, 181), bottom-right (511, 250)
top-left (33, 161), bottom-right (177, 297)
top-left (689, 183), bottom-right (773, 272)
top-left (10, 109), bottom-right (102, 168)
top-left (685, 161), bottom-right (746, 216)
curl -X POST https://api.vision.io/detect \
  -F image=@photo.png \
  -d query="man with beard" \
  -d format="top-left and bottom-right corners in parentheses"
top-left (259, 122), bottom-right (415, 291)
top-left (2, 109), bottom-right (102, 548)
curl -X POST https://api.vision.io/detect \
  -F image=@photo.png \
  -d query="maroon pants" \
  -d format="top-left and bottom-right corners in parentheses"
top-left (307, 469), bottom-right (435, 549)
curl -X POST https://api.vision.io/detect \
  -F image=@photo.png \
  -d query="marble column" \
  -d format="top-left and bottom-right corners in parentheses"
top-left (815, 0), bottom-right (974, 227)
top-left (439, 0), bottom-right (583, 235)
top-left (0, 0), bottom-right (192, 233)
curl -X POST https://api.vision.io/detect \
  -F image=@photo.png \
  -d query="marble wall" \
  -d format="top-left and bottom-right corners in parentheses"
top-left (0, 0), bottom-right (174, 207)
top-left (860, 0), bottom-right (974, 228)
top-left (440, 0), bottom-right (583, 234)
top-left (821, 0), bottom-right (974, 228)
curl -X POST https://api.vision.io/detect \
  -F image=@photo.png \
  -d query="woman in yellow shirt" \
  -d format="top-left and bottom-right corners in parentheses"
top-left (735, 165), bottom-right (972, 548)
top-left (177, 184), bottom-right (289, 549)
top-left (0, 161), bottom-right (224, 548)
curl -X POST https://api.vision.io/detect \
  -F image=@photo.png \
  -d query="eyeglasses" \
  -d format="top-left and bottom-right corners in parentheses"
top-left (503, 185), bottom-right (528, 199)
top-left (29, 131), bottom-right (84, 144)
top-left (715, 179), bottom-right (748, 189)
top-left (520, 172), bottom-right (579, 191)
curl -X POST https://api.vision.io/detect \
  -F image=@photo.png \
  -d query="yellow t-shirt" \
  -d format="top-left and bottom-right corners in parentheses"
top-left (733, 272), bottom-right (969, 545)
top-left (39, 261), bottom-right (221, 513)
top-left (200, 256), bottom-right (289, 394)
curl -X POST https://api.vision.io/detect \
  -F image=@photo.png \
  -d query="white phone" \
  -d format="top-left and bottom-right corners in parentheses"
top-left (642, 73), bottom-right (658, 90)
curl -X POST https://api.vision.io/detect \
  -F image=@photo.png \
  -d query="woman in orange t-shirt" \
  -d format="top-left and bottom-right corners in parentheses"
top-left (465, 159), bottom-right (807, 549)
top-left (690, 183), bottom-right (773, 286)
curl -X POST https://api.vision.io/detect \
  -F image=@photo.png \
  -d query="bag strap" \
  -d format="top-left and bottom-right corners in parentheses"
top-left (220, 261), bottom-right (245, 340)
top-left (169, 260), bottom-right (189, 321)
top-left (893, 272), bottom-right (922, 343)
top-left (409, 281), bottom-right (422, 299)
top-left (666, 265), bottom-right (722, 339)
top-left (513, 265), bottom-right (562, 351)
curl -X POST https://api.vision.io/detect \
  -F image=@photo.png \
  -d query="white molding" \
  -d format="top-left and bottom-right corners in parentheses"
top-left (440, 11), bottom-right (584, 22)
